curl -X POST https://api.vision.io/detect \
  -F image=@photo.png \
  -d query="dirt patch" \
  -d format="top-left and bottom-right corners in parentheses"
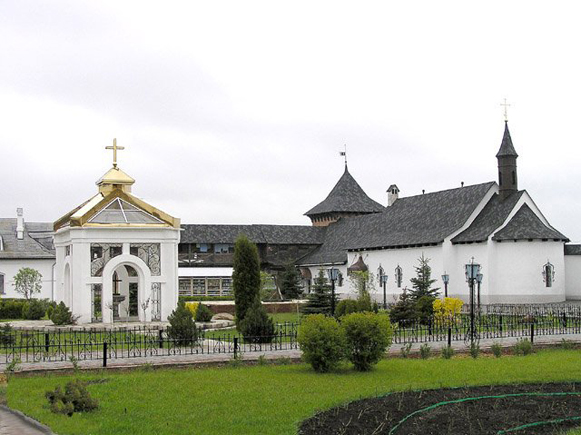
top-left (299, 382), bottom-right (581, 434)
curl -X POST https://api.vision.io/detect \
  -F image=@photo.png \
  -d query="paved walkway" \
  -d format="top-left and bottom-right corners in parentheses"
top-left (0, 405), bottom-right (54, 435)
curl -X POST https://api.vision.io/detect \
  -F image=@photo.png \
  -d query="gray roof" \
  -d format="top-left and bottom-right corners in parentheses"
top-left (496, 122), bottom-right (518, 158)
top-left (346, 182), bottom-right (496, 250)
top-left (452, 191), bottom-right (524, 243)
top-left (305, 166), bottom-right (384, 217)
top-left (181, 224), bottom-right (326, 245)
top-left (565, 245), bottom-right (581, 255)
top-left (0, 219), bottom-right (55, 259)
top-left (492, 204), bottom-right (568, 241)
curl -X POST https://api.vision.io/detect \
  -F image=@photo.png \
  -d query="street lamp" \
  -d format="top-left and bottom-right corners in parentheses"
top-left (464, 258), bottom-right (481, 345)
top-left (378, 265), bottom-right (388, 310)
top-left (327, 268), bottom-right (339, 316)
top-left (441, 272), bottom-right (450, 298)
top-left (476, 273), bottom-right (483, 312)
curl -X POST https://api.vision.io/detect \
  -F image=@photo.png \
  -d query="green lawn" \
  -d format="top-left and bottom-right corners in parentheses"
top-left (7, 349), bottom-right (581, 435)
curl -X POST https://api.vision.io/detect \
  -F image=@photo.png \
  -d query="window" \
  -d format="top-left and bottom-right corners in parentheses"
top-left (0, 273), bottom-right (4, 294)
top-left (542, 262), bottom-right (555, 288)
top-left (395, 265), bottom-right (403, 288)
top-left (499, 172), bottom-right (503, 186)
top-left (512, 170), bottom-right (516, 185)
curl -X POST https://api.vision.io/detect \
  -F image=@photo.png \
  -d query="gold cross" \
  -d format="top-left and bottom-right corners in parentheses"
top-left (500, 98), bottom-right (511, 122)
top-left (105, 138), bottom-right (125, 168)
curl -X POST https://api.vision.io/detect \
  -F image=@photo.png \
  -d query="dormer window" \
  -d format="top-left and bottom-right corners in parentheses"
top-left (542, 261), bottom-right (555, 287)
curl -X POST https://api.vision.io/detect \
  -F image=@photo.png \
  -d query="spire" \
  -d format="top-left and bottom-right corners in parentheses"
top-left (496, 121), bottom-right (518, 158)
top-left (496, 121), bottom-right (518, 200)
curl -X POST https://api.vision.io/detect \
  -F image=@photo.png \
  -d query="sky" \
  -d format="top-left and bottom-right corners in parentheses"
top-left (1, 1), bottom-right (580, 242)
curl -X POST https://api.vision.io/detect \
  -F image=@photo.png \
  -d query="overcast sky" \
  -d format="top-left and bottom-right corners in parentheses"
top-left (1, 1), bottom-right (580, 242)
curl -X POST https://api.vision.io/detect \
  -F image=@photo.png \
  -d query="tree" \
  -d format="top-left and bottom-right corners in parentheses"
top-left (232, 234), bottom-right (261, 326)
top-left (301, 270), bottom-right (336, 315)
top-left (389, 288), bottom-right (417, 326)
top-left (239, 300), bottom-right (275, 343)
top-left (13, 267), bottom-right (42, 299)
top-left (280, 264), bottom-right (303, 299)
top-left (348, 271), bottom-right (375, 312)
top-left (408, 254), bottom-right (440, 300)
top-left (167, 301), bottom-right (198, 346)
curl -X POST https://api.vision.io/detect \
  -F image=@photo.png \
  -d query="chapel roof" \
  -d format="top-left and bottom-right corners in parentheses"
top-left (492, 203), bottom-right (568, 241)
top-left (304, 166), bottom-right (384, 217)
top-left (451, 191), bottom-right (525, 243)
top-left (0, 219), bottom-right (55, 259)
top-left (565, 244), bottom-right (581, 255)
top-left (496, 122), bottom-right (518, 158)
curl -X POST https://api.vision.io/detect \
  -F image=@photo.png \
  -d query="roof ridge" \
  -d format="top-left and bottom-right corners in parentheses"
top-left (397, 181), bottom-right (495, 201)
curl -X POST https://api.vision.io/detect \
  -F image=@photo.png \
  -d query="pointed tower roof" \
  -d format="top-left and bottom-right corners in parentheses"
top-left (496, 122), bottom-right (518, 158)
top-left (305, 166), bottom-right (384, 217)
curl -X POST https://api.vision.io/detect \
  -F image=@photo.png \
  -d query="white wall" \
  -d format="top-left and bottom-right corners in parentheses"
top-left (565, 255), bottom-right (581, 300)
top-left (0, 258), bottom-right (55, 300)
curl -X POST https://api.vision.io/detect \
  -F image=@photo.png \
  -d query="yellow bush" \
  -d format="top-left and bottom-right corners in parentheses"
top-left (433, 297), bottom-right (463, 325)
top-left (185, 302), bottom-right (199, 318)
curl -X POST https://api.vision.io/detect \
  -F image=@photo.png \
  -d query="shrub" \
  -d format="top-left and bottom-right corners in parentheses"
top-left (185, 302), bottom-right (199, 318)
top-left (0, 324), bottom-right (15, 346)
top-left (167, 301), bottom-right (198, 346)
top-left (469, 341), bottom-right (480, 359)
top-left (433, 297), bottom-right (464, 325)
top-left (400, 342), bottom-right (412, 358)
top-left (232, 234), bottom-right (261, 325)
top-left (491, 342), bottom-right (502, 358)
top-left (50, 302), bottom-right (77, 325)
top-left (372, 301), bottom-right (379, 314)
top-left (342, 312), bottom-right (393, 371)
top-left (238, 301), bottom-right (275, 344)
top-left (514, 338), bottom-right (533, 356)
top-left (561, 338), bottom-right (575, 350)
top-left (389, 289), bottom-right (417, 326)
top-left (0, 299), bottom-right (27, 319)
top-left (335, 299), bottom-right (360, 318)
top-left (415, 296), bottom-right (435, 324)
top-left (297, 314), bottom-right (345, 373)
top-left (419, 343), bottom-right (431, 359)
top-left (46, 380), bottom-right (98, 416)
top-left (441, 346), bottom-right (454, 359)
top-left (22, 299), bottom-right (46, 320)
top-left (195, 304), bottom-right (214, 323)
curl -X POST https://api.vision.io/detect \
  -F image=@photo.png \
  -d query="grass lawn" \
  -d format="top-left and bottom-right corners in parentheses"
top-left (7, 349), bottom-right (581, 435)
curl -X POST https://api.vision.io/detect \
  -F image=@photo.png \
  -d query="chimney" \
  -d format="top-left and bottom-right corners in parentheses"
top-left (16, 208), bottom-right (24, 240)
top-left (387, 184), bottom-right (400, 207)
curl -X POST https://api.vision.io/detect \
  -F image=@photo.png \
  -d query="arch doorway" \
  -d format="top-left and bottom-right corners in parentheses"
top-left (111, 265), bottom-right (140, 322)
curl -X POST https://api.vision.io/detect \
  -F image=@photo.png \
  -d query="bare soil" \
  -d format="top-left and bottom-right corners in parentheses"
top-left (299, 382), bottom-right (581, 435)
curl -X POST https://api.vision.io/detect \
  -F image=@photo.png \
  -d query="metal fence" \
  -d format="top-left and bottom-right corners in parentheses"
top-left (0, 322), bottom-right (299, 366)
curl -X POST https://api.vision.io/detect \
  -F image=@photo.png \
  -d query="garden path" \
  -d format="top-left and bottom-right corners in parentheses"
top-left (0, 405), bottom-right (54, 435)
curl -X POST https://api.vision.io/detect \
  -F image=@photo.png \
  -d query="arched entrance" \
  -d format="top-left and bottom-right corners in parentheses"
top-left (111, 265), bottom-right (139, 321)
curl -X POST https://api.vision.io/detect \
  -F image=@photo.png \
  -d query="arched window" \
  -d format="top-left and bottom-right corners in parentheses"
top-left (499, 172), bottom-right (503, 186)
top-left (512, 170), bottom-right (516, 185)
top-left (0, 235), bottom-right (4, 251)
top-left (542, 262), bottom-right (555, 288)
top-left (0, 273), bottom-right (5, 295)
top-left (395, 265), bottom-right (403, 288)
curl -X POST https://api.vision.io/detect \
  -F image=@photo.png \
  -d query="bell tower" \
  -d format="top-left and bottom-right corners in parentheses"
top-left (496, 121), bottom-right (518, 200)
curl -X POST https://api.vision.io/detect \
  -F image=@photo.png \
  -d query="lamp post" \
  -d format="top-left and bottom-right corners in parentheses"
top-left (464, 258), bottom-right (481, 345)
top-left (378, 265), bottom-right (388, 310)
top-left (476, 273), bottom-right (483, 313)
top-left (327, 268), bottom-right (339, 316)
top-left (441, 272), bottom-right (450, 298)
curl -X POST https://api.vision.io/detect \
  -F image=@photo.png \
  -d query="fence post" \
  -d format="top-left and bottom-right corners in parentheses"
top-left (233, 337), bottom-right (238, 359)
top-left (447, 327), bottom-right (451, 347)
top-left (103, 342), bottom-right (108, 368)
top-left (530, 323), bottom-right (534, 344)
top-left (44, 332), bottom-right (50, 353)
top-left (158, 329), bottom-right (164, 349)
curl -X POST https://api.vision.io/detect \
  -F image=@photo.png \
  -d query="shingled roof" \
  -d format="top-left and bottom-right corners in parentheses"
top-left (305, 166), bottom-right (384, 217)
top-left (565, 245), bottom-right (581, 255)
top-left (0, 219), bottom-right (55, 259)
top-left (496, 122), bottom-right (518, 158)
top-left (492, 204), bottom-right (568, 241)
top-left (346, 182), bottom-right (496, 250)
top-left (452, 191), bottom-right (524, 243)
top-left (181, 224), bottom-right (326, 245)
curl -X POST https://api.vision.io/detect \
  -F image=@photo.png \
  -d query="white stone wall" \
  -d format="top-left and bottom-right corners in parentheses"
top-left (565, 255), bottom-right (581, 300)
top-left (0, 258), bottom-right (56, 300)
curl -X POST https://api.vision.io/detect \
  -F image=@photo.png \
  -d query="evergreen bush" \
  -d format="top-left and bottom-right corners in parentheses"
top-left (46, 380), bottom-right (99, 416)
top-left (297, 314), bottom-right (345, 372)
top-left (342, 312), bottom-right (393, 371)
top-left (389, 289), bottom-right (417, 326)
top-left (232, 235), bottom-right (261, 326)
top-left (280, 264), bottom-right (303, 299)
top-left (50, 302), bottom-right (77, 325)
top-left (22, 299), bottom-right (46, 320)
top-left (415, 295), bottom-right (436, 324)
top-left (301, 270), bottom-right (335, 316)
top-left (0, 324), bottom-right (15, 346)
top-left (167, 301), bottom-right (198, 346)
top-left (0, 299), bottom-right (27, 319)
top-left (195, 303), bottom-right (214, 322)
top-left (408, 254), bottom-right (440, 300)
top-left (238, 301), bottom-right (275, 343)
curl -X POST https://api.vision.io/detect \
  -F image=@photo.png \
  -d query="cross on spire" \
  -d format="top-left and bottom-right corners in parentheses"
top-left (500, 98), bottom-right (511, 122)
top-left (106, 138), bottom-right (125, 168)
top-left (339, 144), bottom-right (348, 167)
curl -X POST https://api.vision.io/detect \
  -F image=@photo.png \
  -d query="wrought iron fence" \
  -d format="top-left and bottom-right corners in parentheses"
top-left (0, 322), bottom-right (299, 366)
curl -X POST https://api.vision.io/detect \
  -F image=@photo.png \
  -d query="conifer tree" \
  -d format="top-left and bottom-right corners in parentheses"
top-left (408, 254), bottom-right (440, 300)
top-left (280, 264), bottom-right (303, 299)
top-left (301, 269), bottom-right (336, 315)
top-left (389, 288), bottom-right (417, 325)
top-left (232, 234), bottom-right (261, 326)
